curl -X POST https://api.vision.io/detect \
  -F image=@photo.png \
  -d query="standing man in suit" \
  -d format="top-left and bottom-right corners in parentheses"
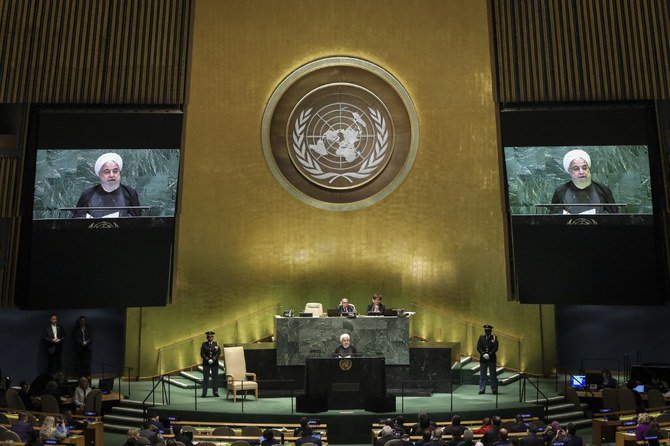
top-left (477, 324), bottom-right (499, 394)
top-left (43, 314), bottom-right (66, 373)
top-left (73, 316), bottom-right (93, 378)
top-left (200, 331), bottom-right (220, 397)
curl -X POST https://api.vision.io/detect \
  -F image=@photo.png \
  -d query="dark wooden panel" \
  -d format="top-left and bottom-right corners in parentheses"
top-left (490, 0), bottom-right (670, 102)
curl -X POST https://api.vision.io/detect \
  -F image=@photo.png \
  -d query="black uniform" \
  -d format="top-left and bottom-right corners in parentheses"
top-left (73, 322), bottom-right (93, 378)
top-left (477, 331), bottom-right (499, 393)
top-left (200, 340), bottom-right (221, 397)
top-left (43, 324), bottom-right (66, 373)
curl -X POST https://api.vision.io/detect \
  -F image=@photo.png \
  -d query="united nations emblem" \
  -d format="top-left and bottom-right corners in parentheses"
top-left (339, 359), bottom-right (353, 371)
top-left (262, 57), bottom-right (419, 210)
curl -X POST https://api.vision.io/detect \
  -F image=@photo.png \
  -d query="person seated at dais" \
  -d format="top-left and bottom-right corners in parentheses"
top-left (337, 297), bottom-right (356, 315)
top-left (367, 293), bottom-right (386, 314)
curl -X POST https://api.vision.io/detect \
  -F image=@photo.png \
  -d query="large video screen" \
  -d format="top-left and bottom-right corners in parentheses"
top-left (16, 108), bottom-right (183, 309)
top-left (33, 148), bottom-right (179, 219)
top-left (500, 104), bottom-right (668, 305)
top-left (504, 145), bottom-right (652, 216)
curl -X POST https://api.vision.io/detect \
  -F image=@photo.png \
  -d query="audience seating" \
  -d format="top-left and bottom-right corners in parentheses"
top-left (1, 430), bottom-right (21, 442)
top-left (39, 394), bottom-right (60, 414)
top-left (618, 387), bottom-right (637, 412)
top-left (240, 426), bottom-right (262, 437)
top-left (647, 389), bottom-right (668, 408)
top-left (5, 389), bottom-right (25, 411)
top-left (602, 387), bottom-right (620, 411)
top-left (211, 426), bottom-right (235, 436)
top-left (83, 388), bottom-right (102, 415)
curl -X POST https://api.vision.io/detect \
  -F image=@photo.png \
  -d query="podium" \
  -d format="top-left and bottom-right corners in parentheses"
top-left (296, 357), bottom-right (395, 413)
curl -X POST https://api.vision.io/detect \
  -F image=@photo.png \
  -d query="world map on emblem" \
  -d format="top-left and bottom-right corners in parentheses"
top-left (262, 57), bottom-right (419, 210)
top-left (288, 87), bottom-right (394, 190)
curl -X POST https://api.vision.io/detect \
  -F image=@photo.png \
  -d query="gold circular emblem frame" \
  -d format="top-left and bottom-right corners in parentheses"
top-left (261, 57), bottom-right (419, 211)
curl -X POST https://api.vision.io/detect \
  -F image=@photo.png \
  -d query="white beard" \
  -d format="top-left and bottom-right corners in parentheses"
top-left (101, 180), bottom-right (120, 192)
top-left (572, 176), bottom-right (592, 190)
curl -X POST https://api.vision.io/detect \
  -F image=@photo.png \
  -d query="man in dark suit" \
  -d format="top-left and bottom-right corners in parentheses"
top-left (564, 423), bottom-right (583, 446)
top-left (10, 412), bottom-right (36, 442)
top-left (519, 424), bottom-right (545, 446)
top-left (477, 324), bottom-right (499, 394)
top-left (200, 331), bottom-right (220, 397)
top-left (43, 314), bottom-right (66, 373)
top-left (73, 315), bottom-right (93, 378)
top-left (337, 298), bottom-right (356, 315)
top-left (296, 428), bottom-right (322, 446)
top-left (482, 416), bottom-right (502, 446)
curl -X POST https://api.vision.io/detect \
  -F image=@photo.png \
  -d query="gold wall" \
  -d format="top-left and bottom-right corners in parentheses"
top-left (126, 0), bottom-right (556, 377)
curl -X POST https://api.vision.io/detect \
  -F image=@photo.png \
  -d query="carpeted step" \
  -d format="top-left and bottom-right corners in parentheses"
top-left (104, 423), bottom-right (140, 434)
top-left (110, 406), bottom-right (145, 416)
top-left (547, 410), bottom-right (586, 422)
top-left (524, 395), bottom-right (565, 404)
top-left (103, 414), bottom-right (145, 425)
top-left (167, 376), bottom-right (199, 389)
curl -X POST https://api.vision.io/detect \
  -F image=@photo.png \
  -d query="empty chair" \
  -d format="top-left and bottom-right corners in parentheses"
top-left (384, 440), bottom-right (403, 446)
top-left (224, 347), bottom-right (259, 402)
top-left (564, 386), bottom-right (582, 410)
top-left (136, 436), bottom-right (152, 445)
top-left (241, 426), bottom-right (262, 437)
top-left (5, 388), bottom-right (25, 410)
top-left (303, 302), bottom-right (323, 316)
top-left (212, 426), bottom-right (235, 436)
top-left (646, 389), bottom-right (667, 408)
top-left (174, 442), bottom-right (187, 446)
top-left (195, 442), bottom-right (216, 446)
top-left (0, 426), bottom-right (7, 433)
top-left (618, 387), bottom-right (637, 412)
top-left (231, 441), bottom-right (251, 446)
top-left (181, 425), bottom-right (198, 434)
top-left (40, 394), bottom-right (60, 414)
top-left (655, 412), bottom-right (670, 423)
top-left (83, 388), bottom-right (102, 414)
top-left (601, 387), bottom-right (620, 412)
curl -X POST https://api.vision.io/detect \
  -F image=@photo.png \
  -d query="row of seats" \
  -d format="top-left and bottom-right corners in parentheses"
top-left (4, 387), bottom-right (102, 414)
top-left (564, 386), bottom-right (669, 413)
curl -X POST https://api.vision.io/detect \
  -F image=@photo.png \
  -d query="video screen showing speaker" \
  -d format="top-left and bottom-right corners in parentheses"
top-left (500, 104), bottom-right (669, 305)
top-left (16, 108), bottom-right (183, 309)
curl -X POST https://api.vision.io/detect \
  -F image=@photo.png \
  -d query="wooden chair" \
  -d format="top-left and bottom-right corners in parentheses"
top-left (83, 388), bottom-right (102, 414)
top-left (211, 426), bottom-right (235, 436)
top-left (224, 347), bottom-right (259, 402)
top-left (618, 387), bottom-right (637, 412)
top-left (601, 387), bottom-right (620, 412)
top-left (241, 426), bottom-right (262, 437)
top-left (647, 389), bottom-right (667, 408)
top-left (1, 431), bottom-right (22, 442)
top-left (40, 394), bottom-right (60, 414)
top-left (5, 388), bottom-right (25, 410)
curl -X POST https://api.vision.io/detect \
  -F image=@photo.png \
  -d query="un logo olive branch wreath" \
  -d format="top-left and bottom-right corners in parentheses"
top-left (291, 107), bottom-right (388, 184)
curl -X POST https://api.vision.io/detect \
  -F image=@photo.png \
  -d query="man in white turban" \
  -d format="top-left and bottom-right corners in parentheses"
top-left (73, 152), bottom-right (141, 218)
top-left (550, 149), bottom-right (617, 214)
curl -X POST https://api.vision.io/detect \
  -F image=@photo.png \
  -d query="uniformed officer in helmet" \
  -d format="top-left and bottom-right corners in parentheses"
top-left (477, 324), bottom-right (499, 394)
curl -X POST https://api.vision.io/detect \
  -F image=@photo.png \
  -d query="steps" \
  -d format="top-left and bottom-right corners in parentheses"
top-left (103, 399), bottom-right (163, 434)
top-left (522, 388), bottom-right (591, 428)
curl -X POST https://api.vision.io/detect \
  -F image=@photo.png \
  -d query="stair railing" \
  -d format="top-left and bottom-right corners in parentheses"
top-left (519, 373), bottom-right (550, 420)
top-left (156, 303), bottom-right (280, 375)
top-left (141, 374), bottom-right (172, 418)
top-left (622, 350), bottom-right (642, 383)
top-left (410, 302), bottom-right (524, 372)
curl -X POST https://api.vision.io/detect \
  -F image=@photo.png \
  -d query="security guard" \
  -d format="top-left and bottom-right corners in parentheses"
top-left (200, 331), bottom-right (221, 397)
top-left (477, 324), bottom-right (499, 394)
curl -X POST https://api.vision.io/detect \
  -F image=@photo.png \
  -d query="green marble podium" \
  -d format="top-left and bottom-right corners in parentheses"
top-left (274, 315), bottom-right (410, 366)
